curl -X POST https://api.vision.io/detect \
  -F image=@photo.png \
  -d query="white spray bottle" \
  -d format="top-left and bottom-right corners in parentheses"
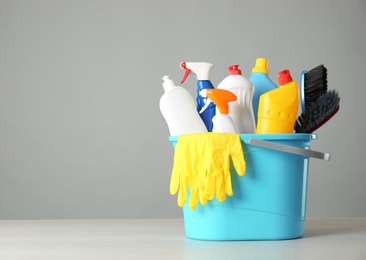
top-left (200, 89), bottom-right (239, 133)
top-left (160, 75), bottom-right (207, 135)
top-left (217, 64), bottom-right (256, 133)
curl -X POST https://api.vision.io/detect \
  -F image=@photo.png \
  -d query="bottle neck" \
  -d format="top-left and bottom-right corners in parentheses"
top-left (252, 72), bottom-right (269, 76)
top-left (197, 80), bottom-right (214, 91)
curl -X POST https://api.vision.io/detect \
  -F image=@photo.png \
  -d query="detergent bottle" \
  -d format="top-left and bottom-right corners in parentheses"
top-left (200, 89), bottom-right (239, 133)
top-left (217, 64), bottom-right (256, 133)
top-left (256, 70), bottom-right (299, 134)
top-left (180, 62), bottom-right (216, 132)
top-left (249, 58), bottom-right (278, 124)
top-left (159, 75), bottom-right (208, 135)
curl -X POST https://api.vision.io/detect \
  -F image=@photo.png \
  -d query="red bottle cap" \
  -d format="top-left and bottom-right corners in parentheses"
top-left (278, 69), bottom-right (293, 85)
top-left (229, 65), bottom-right (242, 75)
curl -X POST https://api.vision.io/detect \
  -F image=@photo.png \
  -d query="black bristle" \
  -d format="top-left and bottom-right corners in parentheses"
top-left (295, 90), bottom-right (340, 133)
top-left (304, 64), bottom-right (328, 107)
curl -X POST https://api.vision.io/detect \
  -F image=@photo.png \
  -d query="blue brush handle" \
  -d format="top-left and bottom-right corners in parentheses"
top-left (300, 70), bottom-right (306, 112)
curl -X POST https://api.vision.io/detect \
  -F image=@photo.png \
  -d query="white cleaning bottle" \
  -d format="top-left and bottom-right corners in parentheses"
top-left (200, 89), bottom-right (238, 133)
top-left (217, 64), bottom-right (256, 133)
top-left (159, 75), bottom-right (208, 136)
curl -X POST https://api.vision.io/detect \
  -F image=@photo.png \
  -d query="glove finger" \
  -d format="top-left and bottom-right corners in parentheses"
top-left (222, 159), bottom-right (233, 197)
top-left (184, 138), bottom-right (202, 198)
top-left (197, 174), bottom-right (207, 206)
top-left (189, 184), bottom-right (199, 210)
top-left (229, 135), bottom-right (246, 176)
top-left (169, 158), bottom-right (187, 195)
top-left (189, 196), bottom-right (198, 210)
top-left (170, 165), bottom-right (182, 195)
top-left (216, 171), bottom-right (226, 202)
top-left (177, 178), bottom-right (188, 207)
top-left (224, 168), bottom-right (233, 197)
top-left (171, 135), bottom-right (193, 195)
top-left (170, 149), bottom-right (185, 195)
top-left (204, 170), bottom-right (216, 201)
top-left (199, 193), bottom-right (207, 206)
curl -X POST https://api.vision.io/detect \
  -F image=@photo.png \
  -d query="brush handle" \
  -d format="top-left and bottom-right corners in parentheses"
top-left (300, 70), bottom-right (306, 112)
top-left (247, 138), bottom-right (331, 161)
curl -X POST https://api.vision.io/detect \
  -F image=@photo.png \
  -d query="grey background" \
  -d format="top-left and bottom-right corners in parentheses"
top-left (0, 0), bottom-right (365, 219)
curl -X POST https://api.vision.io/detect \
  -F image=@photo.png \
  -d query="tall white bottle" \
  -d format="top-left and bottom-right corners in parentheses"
top-left (217, 64), bottom-right (256, 133)
top-left (159, 75), bottom-right (207, 136)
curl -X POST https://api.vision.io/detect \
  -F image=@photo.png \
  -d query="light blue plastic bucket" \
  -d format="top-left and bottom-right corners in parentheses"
top-left (169, 133), bottom-right (322, 241)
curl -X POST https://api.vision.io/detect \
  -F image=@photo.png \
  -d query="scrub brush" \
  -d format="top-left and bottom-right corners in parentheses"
top-left (295, 90), bottom-right (340, 133)
top-left (295, 64), bottom-right (340, 133)
top-left (300, 64), bottom-right (328, 112)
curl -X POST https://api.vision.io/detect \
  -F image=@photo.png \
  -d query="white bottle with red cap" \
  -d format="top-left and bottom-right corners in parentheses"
top-left (217, 65), bottom-right (256, 133)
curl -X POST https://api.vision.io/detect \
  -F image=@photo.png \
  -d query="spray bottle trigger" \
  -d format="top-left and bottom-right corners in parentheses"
top-left (180, 62), bottom-right (191, 84)
top-left (198, 89), bottom-right (211, 114)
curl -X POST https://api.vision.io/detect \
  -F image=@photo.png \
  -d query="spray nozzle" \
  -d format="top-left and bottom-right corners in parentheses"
top-left (199, 89), bottom-right (237, 115)
top-left (180, 62), bottom-right (191, 84)
top-left (162, 75), bottom-right (178, 93)
top-left (180, 62), bottom-right (214, 84)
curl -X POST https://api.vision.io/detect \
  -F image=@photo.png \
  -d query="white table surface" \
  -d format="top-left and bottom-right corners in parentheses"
top-left (0, 218), bottom-right (365, 260)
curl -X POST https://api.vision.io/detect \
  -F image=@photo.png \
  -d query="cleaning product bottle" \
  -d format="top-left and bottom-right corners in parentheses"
top-left (159, 75), bottom-right (208, 135)
top-left (217, 64), bottom-right (256, 133)
top-left (180, 62), bottom-right (216, 132)
top-left (249, 58), bottom-right (278, 124)
top-left (256, 70), bottom-right (299, 134)
top-left (200, 89), bottom-right (239, 133)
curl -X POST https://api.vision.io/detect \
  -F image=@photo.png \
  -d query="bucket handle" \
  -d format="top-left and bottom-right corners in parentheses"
top-left (247, 138), bottom-right (331, 161)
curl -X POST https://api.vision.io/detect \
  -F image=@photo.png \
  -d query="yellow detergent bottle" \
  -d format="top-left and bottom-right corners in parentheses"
top-left (256, 70), bottom-right (299, 134)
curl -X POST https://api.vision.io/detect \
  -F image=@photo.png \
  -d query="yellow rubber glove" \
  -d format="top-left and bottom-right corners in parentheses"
top-left (170, 134), bottom-right (208, 210)
top-left (203, 133), bottom-right (246, 202)
top-left (170, 133), bottom-right (246, 210)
